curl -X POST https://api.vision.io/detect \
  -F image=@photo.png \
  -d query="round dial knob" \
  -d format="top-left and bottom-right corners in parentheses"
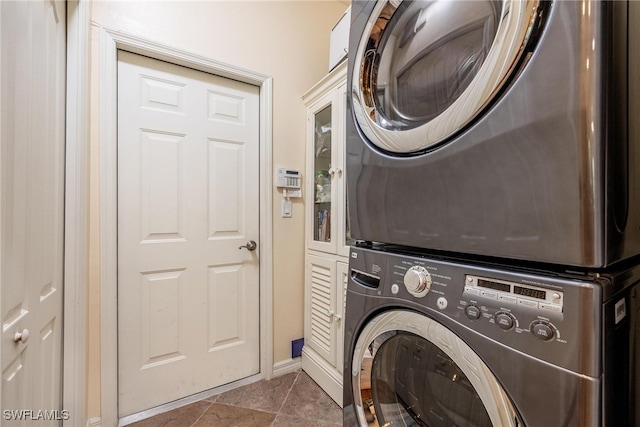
top-left (465, 305), bottom-right (481, 320)
top-left (404, 266), bottom-right (432, 297)
top-left (495, 312), bottom-right (515, 331)
top-left (531, 321), bottom-right (555, 341)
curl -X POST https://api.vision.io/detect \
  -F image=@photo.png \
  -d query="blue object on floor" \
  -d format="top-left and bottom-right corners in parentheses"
top-left (291, 338), bottom-right (304, 358)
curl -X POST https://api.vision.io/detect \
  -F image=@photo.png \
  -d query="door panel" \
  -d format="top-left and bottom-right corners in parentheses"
top-left (117, 51), bottom-right (260, 417)
top-left (1, 0), bottom-right (66, 424)
top-left (336, 262), bottom-right (348, 375)
top-left (305, 255), bottom-right (336, 365)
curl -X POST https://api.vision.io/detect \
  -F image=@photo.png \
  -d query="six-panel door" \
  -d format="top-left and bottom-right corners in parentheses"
top-left (117, 51), bottom-right (261, 416)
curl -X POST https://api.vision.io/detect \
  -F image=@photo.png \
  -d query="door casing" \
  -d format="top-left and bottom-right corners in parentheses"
top-left (63, 2), bottom-right (91, 425)
top-left (97, 28), bottom-right (274, 427)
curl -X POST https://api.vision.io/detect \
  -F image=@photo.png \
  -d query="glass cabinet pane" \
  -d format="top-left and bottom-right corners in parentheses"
top-left (314, 105), bottom-right (332, 242)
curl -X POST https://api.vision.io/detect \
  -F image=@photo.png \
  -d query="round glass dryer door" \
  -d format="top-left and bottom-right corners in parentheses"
top-left (352, 0), bottom-right (542, 153)
top-left (351, 311), bottom-right (522, 426)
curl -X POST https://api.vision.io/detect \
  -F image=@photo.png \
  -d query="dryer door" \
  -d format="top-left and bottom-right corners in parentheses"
top-left (351, 310), bottom-right (522, 426)
top-left (352, 0), bottom-right (542, 153)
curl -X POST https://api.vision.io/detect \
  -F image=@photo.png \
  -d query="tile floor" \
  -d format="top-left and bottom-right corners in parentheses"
top-left (128, 370), bottom-right (343, 427)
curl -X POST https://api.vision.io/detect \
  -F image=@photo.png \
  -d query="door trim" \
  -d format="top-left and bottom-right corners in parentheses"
top-left (98, 27), bottom-right (274, 427)
top-left (64, 1), bottom-right (91, 425)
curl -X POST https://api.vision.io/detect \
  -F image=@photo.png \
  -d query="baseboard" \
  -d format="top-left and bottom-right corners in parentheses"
top-left (86, 417), bottom-right (101, 427)
top-left (301, 347), bottom-right (343, 407)
top-left (272, 357), bottom-right (302, 377)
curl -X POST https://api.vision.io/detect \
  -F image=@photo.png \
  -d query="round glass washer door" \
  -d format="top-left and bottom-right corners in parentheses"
top-left (352, 0), bottom-right (542, 153)
top-left (351, 310), bottom-right (522, 426)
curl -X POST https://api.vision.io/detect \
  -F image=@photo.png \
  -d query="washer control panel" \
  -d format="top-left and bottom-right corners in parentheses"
top-left (464, 275), bottom-right (563, 313)
top-left (347, 246), bottom-right (602, 376)
top-left (459, 274), bottom-right (566, 345)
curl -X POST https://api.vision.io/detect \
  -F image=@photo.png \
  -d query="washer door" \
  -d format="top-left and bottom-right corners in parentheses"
top-left (351, 311), bottom-right (522, 426)
top-left (352, 0), bottom-right (542, 153)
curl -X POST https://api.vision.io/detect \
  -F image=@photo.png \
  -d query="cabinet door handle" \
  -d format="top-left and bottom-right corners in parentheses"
top-left (14, 329), bottom-right (30, 344)
top-left (326, 309), bottom-right (334, 319)
top-left (335, 168), bottom-right (342, 176)
top-left (334, 314), bottom-right (342, 323)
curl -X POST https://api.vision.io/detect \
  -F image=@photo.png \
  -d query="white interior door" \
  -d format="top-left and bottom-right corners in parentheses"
top-left (1, 0), bottom-right (66, 423)
top-left (117, 51), bottom-right (261, 417)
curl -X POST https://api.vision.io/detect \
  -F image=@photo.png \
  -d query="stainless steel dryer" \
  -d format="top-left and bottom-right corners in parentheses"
top-left (346, 0), bottom-right (640, 267)
top-left (343, 245), bottom-right (640, 426)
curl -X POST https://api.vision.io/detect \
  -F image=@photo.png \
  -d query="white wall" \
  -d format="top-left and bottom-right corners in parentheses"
top-left (87, 0), bottom-right (347, 419)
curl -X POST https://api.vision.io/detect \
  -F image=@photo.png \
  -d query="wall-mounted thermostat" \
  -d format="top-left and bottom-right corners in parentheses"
top-left (276, 168), bottom-right (301, 189)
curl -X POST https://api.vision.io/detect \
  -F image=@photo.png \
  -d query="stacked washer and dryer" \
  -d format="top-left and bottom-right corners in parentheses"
top-left (343, 1), bottom-right (640, 426)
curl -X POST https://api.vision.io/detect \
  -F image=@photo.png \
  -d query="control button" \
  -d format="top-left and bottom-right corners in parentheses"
top-left (517, 298), bottom-right (539, 309)
top-left (403, 266), bottom-right (432, 298)
top-left (552, 292), bottom-right (561, 301)
top-left (498, 295), bottom-right (517, 304)
top-left (465, 287), bottom-right (480, 296)
top-left (539, 303), bottom-right (562, 312)
top-left (436, 297), bottom-right (448, 310)
top-left (391, 284), bottom-right (400, 295)
top-left (531, 321), bottom-right (555, 341)
top-left (480, 290), bottom-right (498, 300)
top-left (467, 277), bottom-right (474, 284)
top-left (495, 312), bottom-right (514, 330)
top-left (465, 305), bottom-right (481, 320)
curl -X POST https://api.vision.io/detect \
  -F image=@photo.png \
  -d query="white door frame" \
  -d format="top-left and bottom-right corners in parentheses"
top-left (98, 28), bottom-right (274, 427)
top-left (63, 1), bottom-right (91, 426)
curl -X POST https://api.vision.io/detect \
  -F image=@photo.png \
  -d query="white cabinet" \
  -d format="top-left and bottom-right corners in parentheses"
top-left (301, 61), bottom-right (350, 406)
top-left (304, 61), bottom-right (351, 257)
top-left (303, 256), bottom-right (348, 405)
top-left (329, 7), bottom-right (350, 71)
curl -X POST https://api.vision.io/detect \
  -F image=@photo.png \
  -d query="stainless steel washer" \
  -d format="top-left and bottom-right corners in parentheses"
top-left (343, 245), bottom-right (640, 426)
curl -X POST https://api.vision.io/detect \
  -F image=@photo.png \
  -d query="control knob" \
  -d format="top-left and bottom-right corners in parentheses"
top-left (404, 266), bottom-right (432, 298)
top-left (531, 320), bottom-right (555, 341)
top-left (494, 312), bottom-right (515, 331)
top-left (465, 305), bottom-right (481, 320)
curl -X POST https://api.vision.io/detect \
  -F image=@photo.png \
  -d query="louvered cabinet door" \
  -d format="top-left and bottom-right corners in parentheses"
top-left (335, 261), bottom-right (348, 374)
top-left (305, 254), bottom-right (338, 366)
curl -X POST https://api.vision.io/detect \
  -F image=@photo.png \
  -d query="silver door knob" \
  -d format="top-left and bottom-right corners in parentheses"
top-left (238, 240), bottom-right (257, 251)
top-left (14, 329), bottom-right (30, 344)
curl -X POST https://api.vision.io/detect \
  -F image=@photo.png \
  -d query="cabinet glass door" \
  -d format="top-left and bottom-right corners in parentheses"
top-left (313, 105), bottom-right (333, 244)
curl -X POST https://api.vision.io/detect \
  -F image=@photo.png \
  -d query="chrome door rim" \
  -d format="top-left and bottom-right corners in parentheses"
top-left (351, 310), bottom-right (520, 426)
top-left (351, 0), bottom-right (542, 153)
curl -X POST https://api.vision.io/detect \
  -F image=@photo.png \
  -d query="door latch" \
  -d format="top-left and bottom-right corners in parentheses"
top-left (238, 240), bottom-right (257, 251)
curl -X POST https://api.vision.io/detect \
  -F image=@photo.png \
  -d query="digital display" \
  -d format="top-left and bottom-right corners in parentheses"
top-left (477, 279), bottom-right (510, 293)
top-left (514, 286), bottom-right (546, 300)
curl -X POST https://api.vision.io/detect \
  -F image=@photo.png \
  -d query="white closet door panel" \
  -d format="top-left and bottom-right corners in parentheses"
top-left (117, 51), bottom-right (260, 416)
